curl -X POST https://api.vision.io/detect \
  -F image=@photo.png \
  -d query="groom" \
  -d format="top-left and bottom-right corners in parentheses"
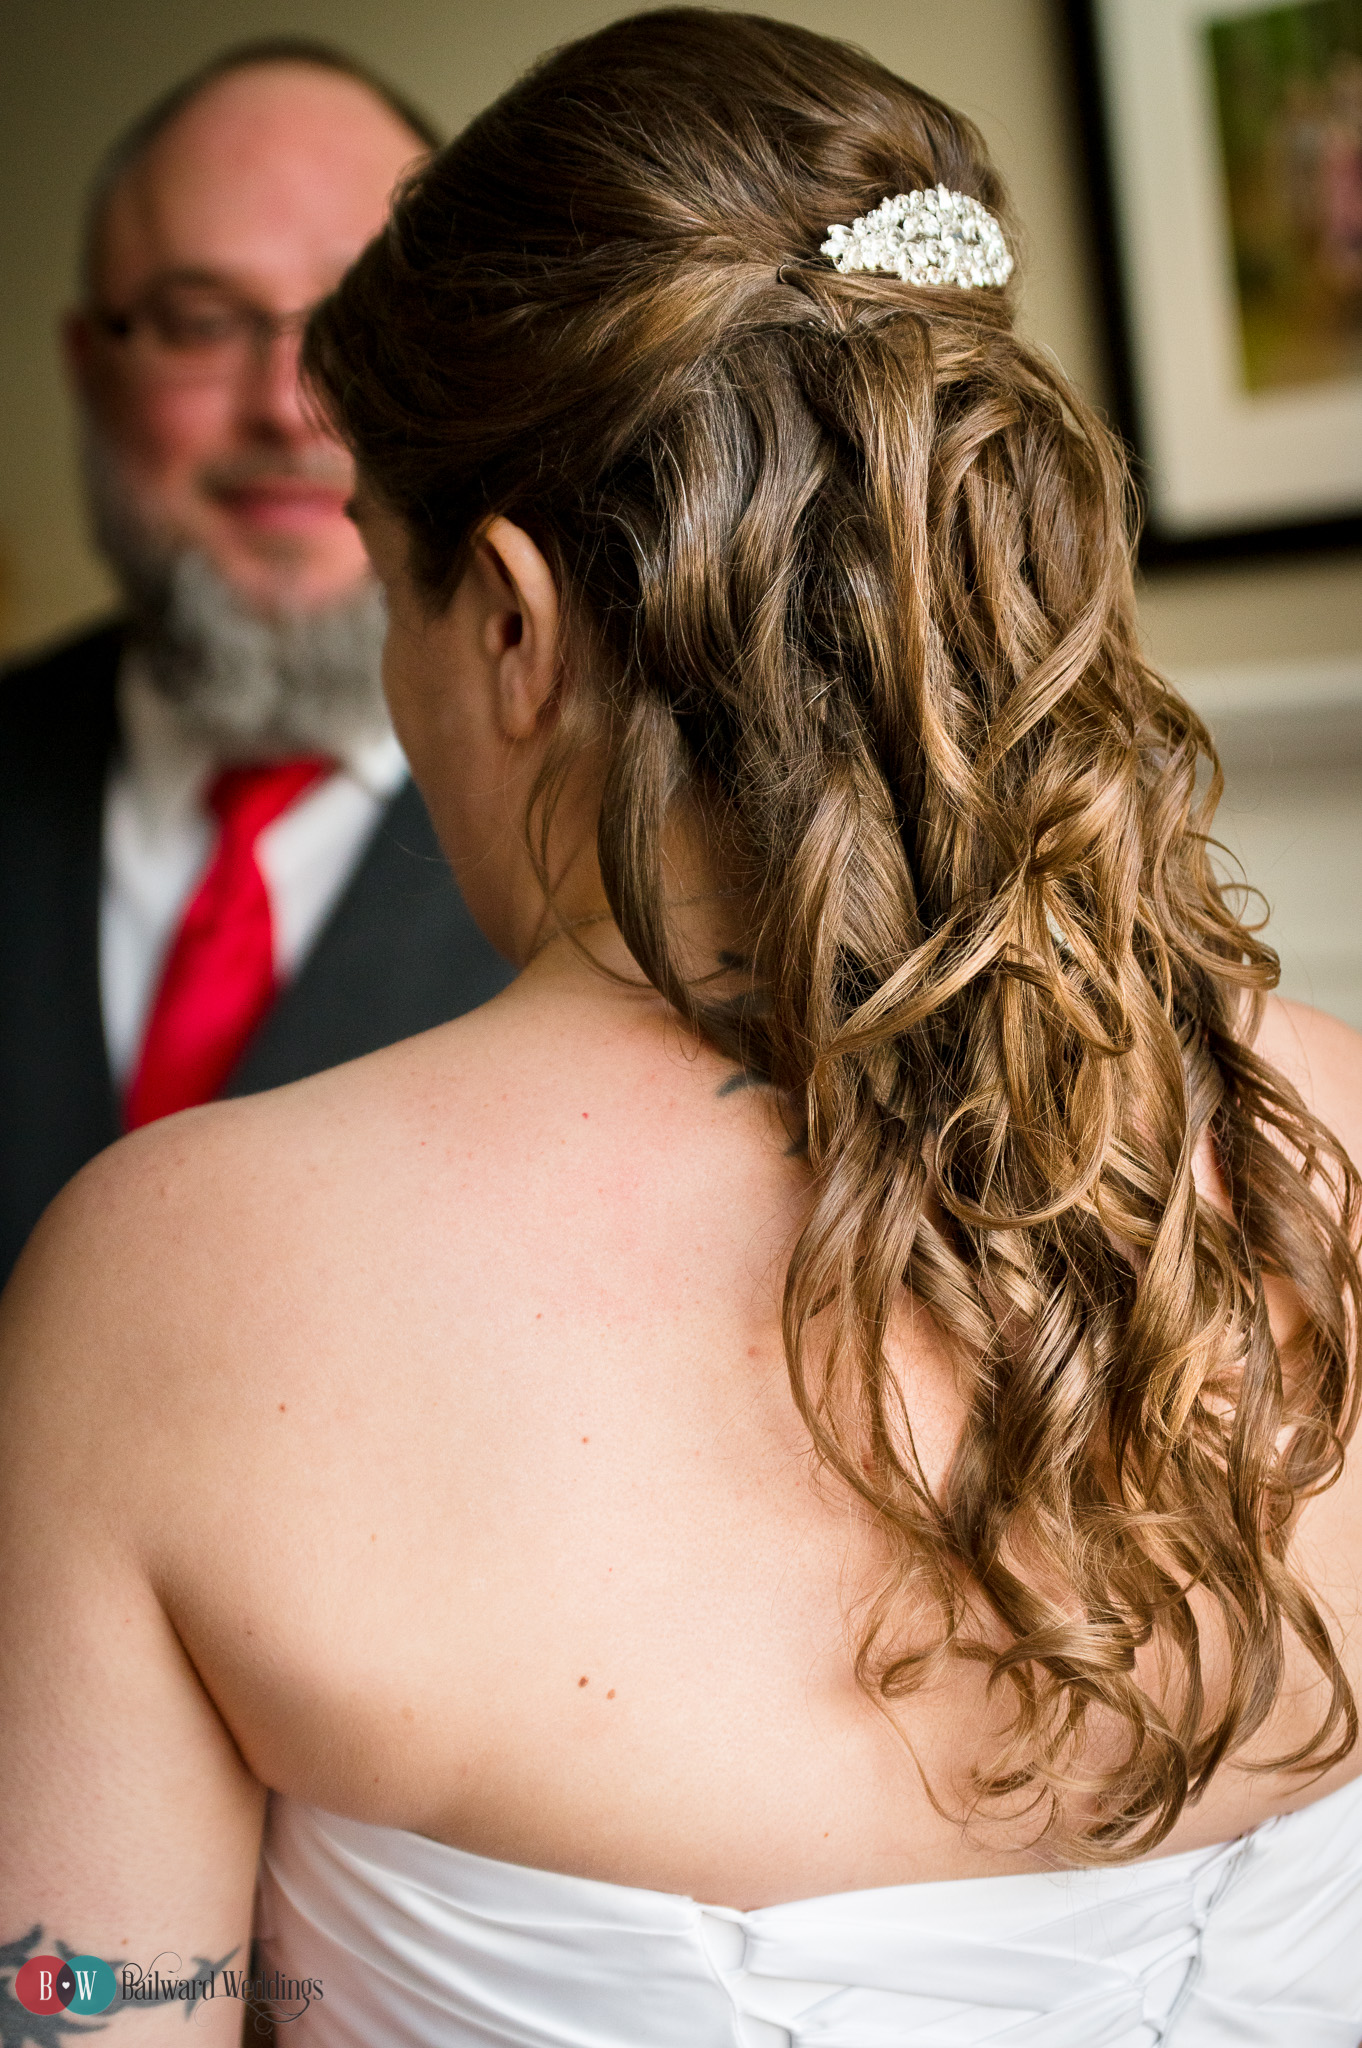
top-left (0, 41), bottom-right (512, 1284)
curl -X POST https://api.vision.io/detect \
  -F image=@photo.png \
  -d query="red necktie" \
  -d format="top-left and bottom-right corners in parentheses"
top-left (124, 757), bottom-right (332, 1129)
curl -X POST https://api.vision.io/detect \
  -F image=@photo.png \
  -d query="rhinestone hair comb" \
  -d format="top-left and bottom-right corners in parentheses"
top-left (821, 186), bottom-right (1013, 289)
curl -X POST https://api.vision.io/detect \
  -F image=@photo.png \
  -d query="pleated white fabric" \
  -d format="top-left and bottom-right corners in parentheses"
top-left (256, 1772), bottom-right (1362, 2045)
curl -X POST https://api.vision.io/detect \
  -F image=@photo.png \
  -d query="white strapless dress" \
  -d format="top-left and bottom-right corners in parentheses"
top-left (256, 1773), bottom-right (1362, 2045)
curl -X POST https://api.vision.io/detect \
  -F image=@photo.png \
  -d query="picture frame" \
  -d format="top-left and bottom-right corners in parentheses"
top-left (1068, 0), bottom-right (1362, 563)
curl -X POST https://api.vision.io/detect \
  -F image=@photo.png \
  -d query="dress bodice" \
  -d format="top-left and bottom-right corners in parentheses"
top-left (256, 1773), bottom-right (1362, 2045)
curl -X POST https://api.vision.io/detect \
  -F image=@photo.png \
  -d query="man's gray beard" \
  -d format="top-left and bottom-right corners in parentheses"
top-left (133, 552), bottom-right (390, 760)
top-left (83, 429), bottom-right (391, 762)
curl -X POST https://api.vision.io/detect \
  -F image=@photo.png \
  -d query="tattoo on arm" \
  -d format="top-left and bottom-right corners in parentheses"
top-left (1, 1924), bottom-right (245, 2042)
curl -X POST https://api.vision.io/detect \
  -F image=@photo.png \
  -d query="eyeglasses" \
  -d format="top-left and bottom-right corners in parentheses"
top-left (91, 281), bottom-right (316, 384)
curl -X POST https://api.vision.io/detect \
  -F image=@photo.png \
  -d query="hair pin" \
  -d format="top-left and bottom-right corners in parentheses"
top-left (821, 186), bottom-right (1013, 289)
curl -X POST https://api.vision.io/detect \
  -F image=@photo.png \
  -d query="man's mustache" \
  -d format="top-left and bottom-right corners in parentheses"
top-left (199, 450), bottom-right (354, 493)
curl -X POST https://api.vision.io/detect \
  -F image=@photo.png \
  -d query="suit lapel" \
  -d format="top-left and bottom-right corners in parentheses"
top-left (224, 777), bottom-right (513, 1097)
top-left (0, 624), bottom-right (122, 1277)
top-left (0, 628), bottom-right (510, 1282)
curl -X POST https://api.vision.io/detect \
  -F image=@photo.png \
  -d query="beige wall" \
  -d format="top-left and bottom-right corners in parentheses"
top-left (3, 0), bottom-right (1358, 674)
top-left (2, 0), bottom-right (1359, 1024)
top-left (4, 1), bottom-right (1360, 1019)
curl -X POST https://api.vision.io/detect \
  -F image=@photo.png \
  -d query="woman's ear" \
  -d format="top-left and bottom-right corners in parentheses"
top-left (475, 517), bottom-right (562, 742)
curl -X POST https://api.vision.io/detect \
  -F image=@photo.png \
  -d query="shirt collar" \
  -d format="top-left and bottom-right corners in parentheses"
top-left (116, 648), bottom-right (408, 824)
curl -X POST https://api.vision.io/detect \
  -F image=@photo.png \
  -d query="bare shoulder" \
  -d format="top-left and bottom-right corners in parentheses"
top-left (1252, 995), bottom-right (1362, 1179)
top-left (0, 1099), bottom-right (283, 1531)
top-left (0, 953), bottom-right (785, 1547)
top-left (0, 973), bottom-right (714, 1456)
top-left (2, 1006), bottom-right (488, 1348)
top-left (0, 1019), bottom-right (490, 1593)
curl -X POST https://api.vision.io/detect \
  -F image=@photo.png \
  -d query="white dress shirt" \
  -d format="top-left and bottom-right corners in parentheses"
top-left (100, 655), bottom-right (408, 1086)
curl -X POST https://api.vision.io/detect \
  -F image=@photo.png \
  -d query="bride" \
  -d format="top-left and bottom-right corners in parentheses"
top-left (3, 10), bottom-right (1361, 2042)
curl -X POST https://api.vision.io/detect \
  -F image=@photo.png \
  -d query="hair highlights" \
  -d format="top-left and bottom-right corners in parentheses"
top-left (306, 7), bottom-right (1362, 1858)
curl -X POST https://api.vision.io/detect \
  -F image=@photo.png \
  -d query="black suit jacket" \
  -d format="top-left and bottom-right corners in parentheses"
top-left (0, 621), bottom-right (514, 1283)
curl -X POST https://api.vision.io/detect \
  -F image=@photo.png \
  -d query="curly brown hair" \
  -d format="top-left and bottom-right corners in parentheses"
top-left (305, 6), bottom-right (1362, 1860)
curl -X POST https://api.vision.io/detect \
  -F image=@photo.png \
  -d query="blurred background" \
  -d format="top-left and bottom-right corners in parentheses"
top-left (3, 0), bottom-right (1359, 1020)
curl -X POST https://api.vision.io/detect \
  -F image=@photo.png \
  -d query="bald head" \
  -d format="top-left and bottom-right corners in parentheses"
top-left (87, 58), bottom-right (428, 352)
top-left (82, 39), bottom-right (439, 295)
top-left (69, 57), bottom-right (432, 616)
top-left (88, 59), bottom-right (431, 308)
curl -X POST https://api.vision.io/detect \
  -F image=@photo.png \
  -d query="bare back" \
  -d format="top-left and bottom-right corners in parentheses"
top-left (6, 964), bottom-right (1362, 2008)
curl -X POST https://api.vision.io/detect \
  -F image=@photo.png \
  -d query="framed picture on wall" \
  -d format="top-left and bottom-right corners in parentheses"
top-left (1071, 0), bottom-right (1362, 561)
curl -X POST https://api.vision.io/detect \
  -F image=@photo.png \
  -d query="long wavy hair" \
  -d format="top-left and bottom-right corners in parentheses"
top-left (306, 7), bottom-right (1362, 1859)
